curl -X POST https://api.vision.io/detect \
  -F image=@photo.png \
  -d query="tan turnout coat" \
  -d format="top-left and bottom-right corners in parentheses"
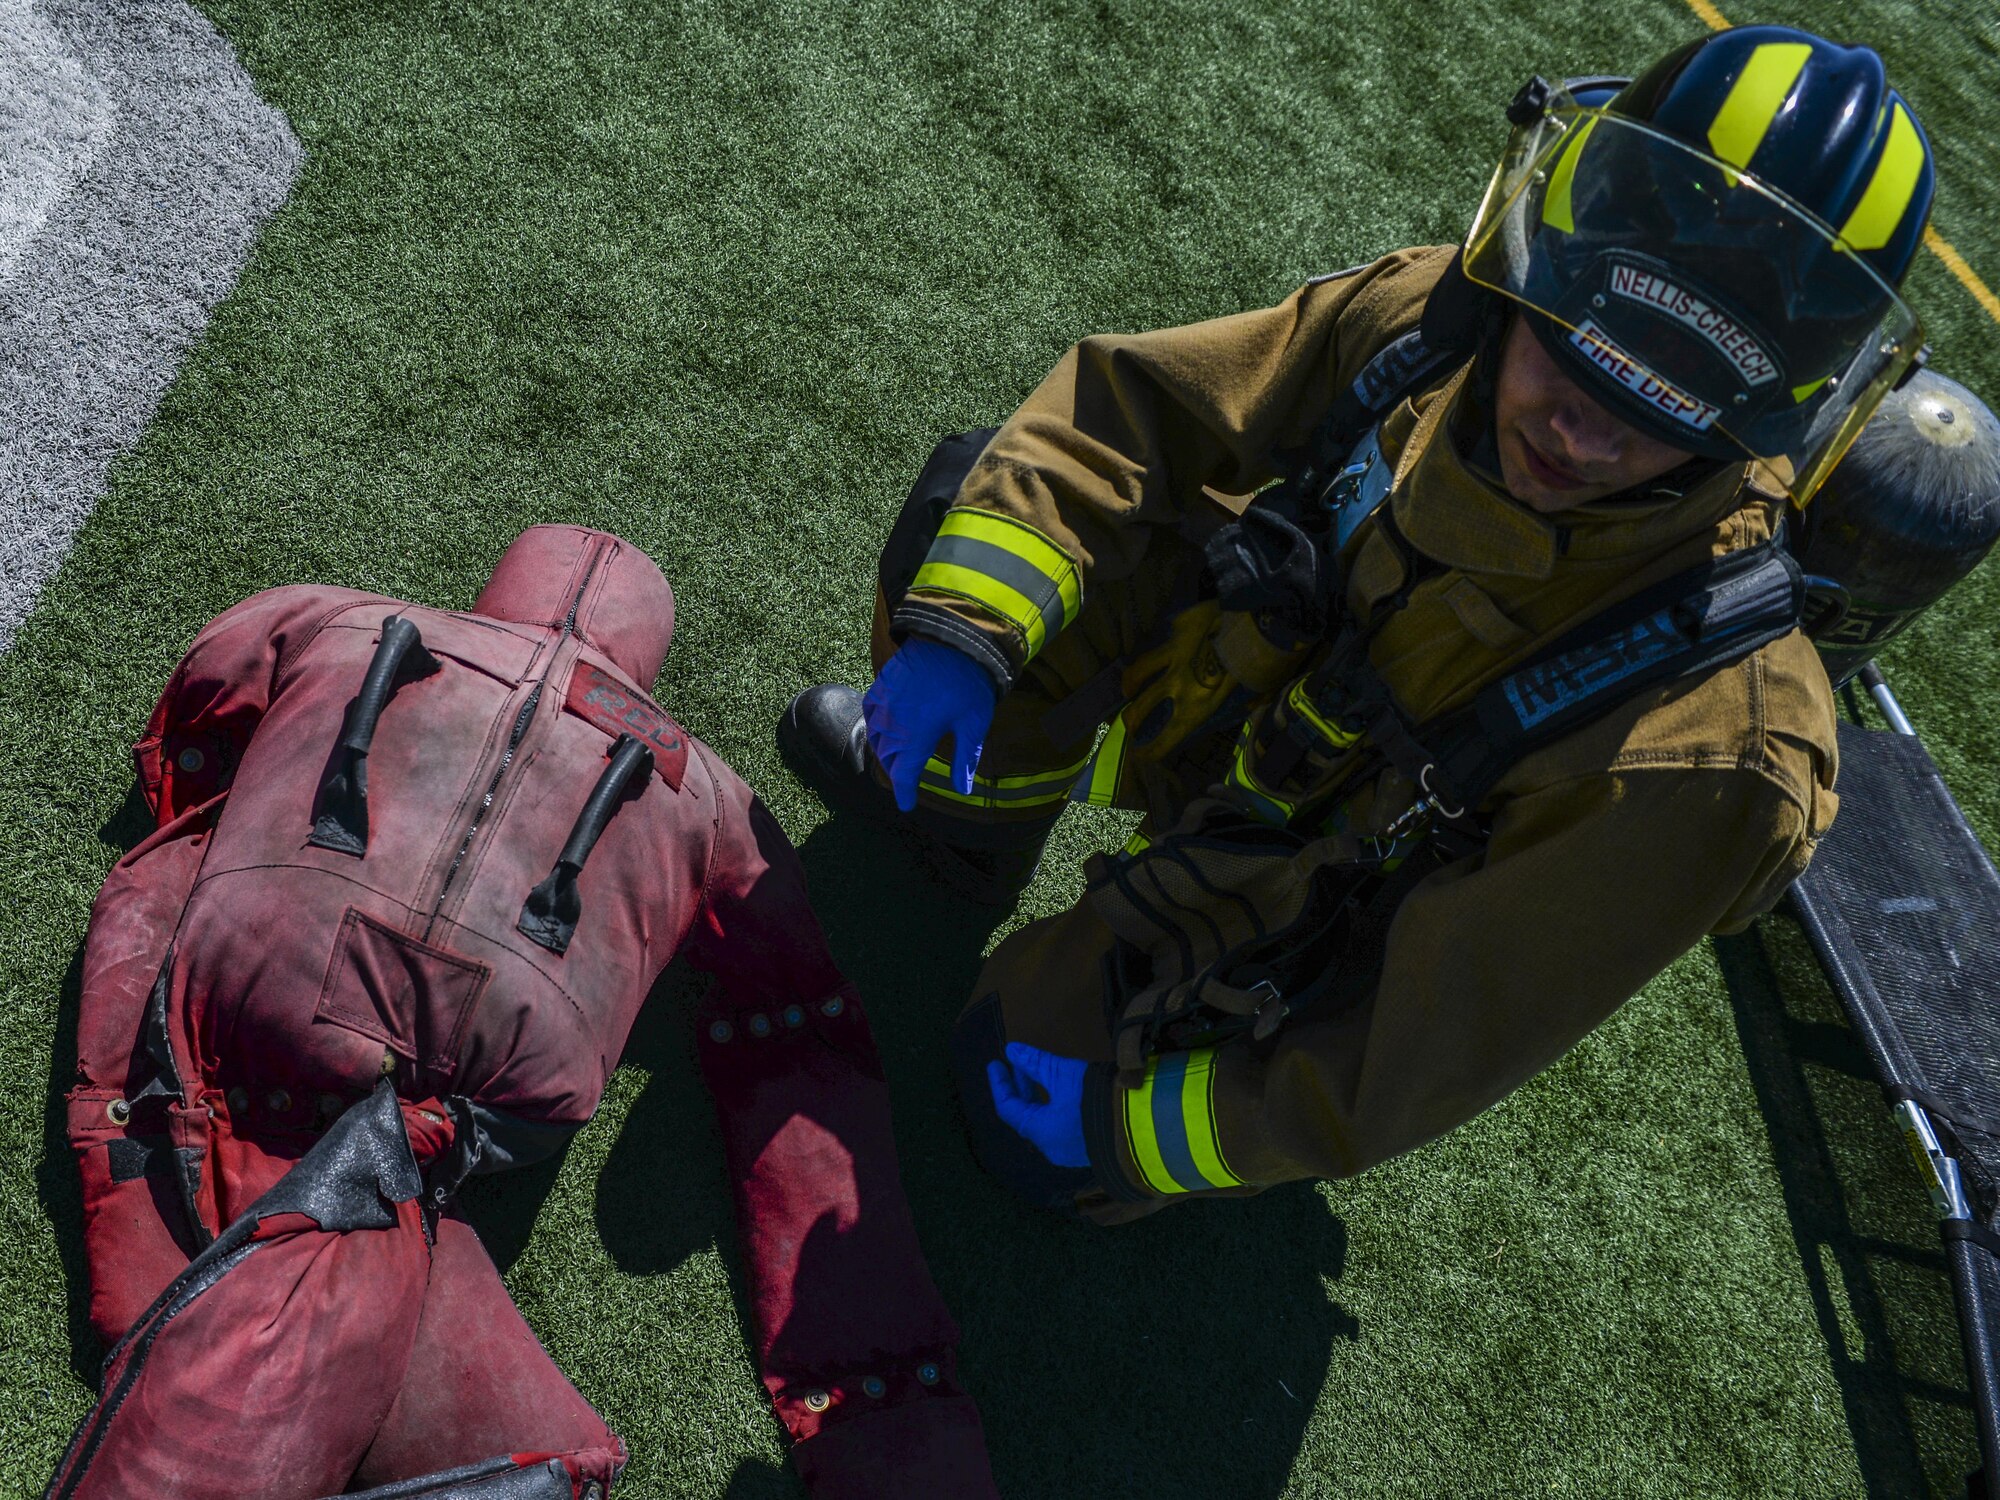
top-left (903, 246), bottom-right (1838, 1215)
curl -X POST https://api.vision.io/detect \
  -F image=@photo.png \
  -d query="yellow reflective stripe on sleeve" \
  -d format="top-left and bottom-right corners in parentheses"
top-left (916, 752), bottom-right (1091, 809)
top-left (1122, 829), bottom-right (1151, 857)
top-left (907, 559), bottom-right (1058, 657)
top-left (910, 509), bottom-right (1083, 660)
top-left (1072, 713), bottom-right (1129, 807)
top-left (1122, 1049), bottom-right (1242, 1195)
top-left (1840, 104), bottom-right (1927, 253)
top-left (1123, 1071), bottom-right (1177, 1195)
top-left (1541, 117), bottom-right (1597, 234)
top-left (1706, 42), bottom-right (1812, 170)
top-left (1286, 678), bottom-right (1361, 751)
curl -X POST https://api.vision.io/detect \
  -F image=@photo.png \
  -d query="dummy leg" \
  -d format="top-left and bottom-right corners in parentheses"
top-left (45, 1086), bottom-right (449, 1500)
top-left (698, 984), bottom-right (998, 1500)
top-left (351, 1215), bottom-right (624, 1493)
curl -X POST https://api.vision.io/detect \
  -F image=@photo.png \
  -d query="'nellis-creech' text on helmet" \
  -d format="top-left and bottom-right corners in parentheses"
top-left (1461, 25), bottom-right (1935, 502)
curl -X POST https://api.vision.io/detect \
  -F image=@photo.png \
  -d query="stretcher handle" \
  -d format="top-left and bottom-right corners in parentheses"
top-left (517, 733), bottom-right (655, 955)
top-left (1857, 661), bottom-right (1918, 737)
top-left (309, 615), bottom-right (437, 856)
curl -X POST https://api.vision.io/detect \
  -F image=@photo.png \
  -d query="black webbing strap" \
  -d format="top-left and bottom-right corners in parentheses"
top-left (1419, 539), bottom-right (1806, 822)
top-left (1886, 1082), bottom-right (2000, 1151)
top-left (309, 615), bottom-right (439, 857)
top-left (1273, 329), bottom-right (1464, 519)
top-left (1943, 1218), bottom-right (2000, 1259)
top-left (518, 733), bottom-right (655, 955)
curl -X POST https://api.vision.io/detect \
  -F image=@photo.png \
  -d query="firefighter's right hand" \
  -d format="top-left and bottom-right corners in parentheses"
top-left (863, 638), bottom-right (997, 812)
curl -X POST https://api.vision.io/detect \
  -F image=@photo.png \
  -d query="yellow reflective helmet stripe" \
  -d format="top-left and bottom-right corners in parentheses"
top-left (1706, 42), bottom-right (1813, 171)
top-left (1839, 103), bottom-right (1927, 253)
top-left (911, 509), bottom-right (1083, 660)
top-left (1791, 373), bottom-right (1831, 405)
top-left (1123, 1048), bottom-right (1243, 1195)
top-left (1540, 116), bottom-right (1598, 235)
top-left (1072, 712), bottom-right (1129, 808)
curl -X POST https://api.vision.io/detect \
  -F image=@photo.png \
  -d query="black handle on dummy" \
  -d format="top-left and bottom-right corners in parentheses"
top-left (518, 733), bottom-right (655, 955)
top-left (309, 615), bottom-right (437, 856)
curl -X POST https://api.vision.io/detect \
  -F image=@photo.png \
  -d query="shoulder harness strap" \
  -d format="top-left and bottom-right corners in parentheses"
top-left (1407, 538), bottom-right (1806, 837)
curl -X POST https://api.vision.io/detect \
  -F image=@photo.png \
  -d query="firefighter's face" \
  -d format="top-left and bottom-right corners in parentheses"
top-left (1492, 315), bottom-right (1696, 512)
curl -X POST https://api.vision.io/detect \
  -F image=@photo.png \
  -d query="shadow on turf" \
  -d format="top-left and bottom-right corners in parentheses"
top-left (573, 811), bottom-right (1358, 1498)
top-left (1719, 915), bottom-right (1984, 1499)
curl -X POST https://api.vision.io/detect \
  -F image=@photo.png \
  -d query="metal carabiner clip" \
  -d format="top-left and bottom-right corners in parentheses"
top-left (1418, 763), bottom-right (1466, 822)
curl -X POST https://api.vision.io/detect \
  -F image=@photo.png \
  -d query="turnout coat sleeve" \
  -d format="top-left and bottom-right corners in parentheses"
top-left (893, 246), bottom-right (1455, 688)
top-left (1098, 644), bottom-right (1837, 1195)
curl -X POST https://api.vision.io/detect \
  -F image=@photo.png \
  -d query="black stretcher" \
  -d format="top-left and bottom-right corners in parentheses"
top-left (1788, 662), bottom-right (2000, 1491)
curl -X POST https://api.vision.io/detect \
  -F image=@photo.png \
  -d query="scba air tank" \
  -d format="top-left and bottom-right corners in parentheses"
top-left (1794, 369), bottom-right (2000, 687)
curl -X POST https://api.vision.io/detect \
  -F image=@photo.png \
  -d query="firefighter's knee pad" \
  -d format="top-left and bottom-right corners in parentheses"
top-left (950, 993), bottom-right (1093, 1214)
top-left (330, 1451), bottom-right (622, 1499)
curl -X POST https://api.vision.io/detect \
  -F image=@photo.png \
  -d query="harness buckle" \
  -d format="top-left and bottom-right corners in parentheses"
top-left (1249, 981), bottom-right (1290, 1041)
top-left (1318, 453), bottom-right (1374, 515)
top-left (1381, 765), bottom-right (1466, 843)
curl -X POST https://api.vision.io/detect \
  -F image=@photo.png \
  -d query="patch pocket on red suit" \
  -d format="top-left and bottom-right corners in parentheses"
top-left (315, 907), bottom-right (492, 1079)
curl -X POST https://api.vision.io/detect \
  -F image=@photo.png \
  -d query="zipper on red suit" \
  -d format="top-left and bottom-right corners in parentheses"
top-left (419, 538), bottom-right (607, 944)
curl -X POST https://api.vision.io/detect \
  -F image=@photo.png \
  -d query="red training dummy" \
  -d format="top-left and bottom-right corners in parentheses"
top-left (47, 525), bottom-right (995, 1500)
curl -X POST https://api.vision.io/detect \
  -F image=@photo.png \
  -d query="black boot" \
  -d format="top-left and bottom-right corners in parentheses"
top-left (777, 684), bottom-right (901, 822)
top-left (777, 684), bottom-right (1051, 906)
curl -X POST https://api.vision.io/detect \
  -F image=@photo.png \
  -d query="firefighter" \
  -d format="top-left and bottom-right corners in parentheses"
top-left (50, 526), bottom-right (997, 1498)
top-left (779, 27), bottom-right (1936, 1221)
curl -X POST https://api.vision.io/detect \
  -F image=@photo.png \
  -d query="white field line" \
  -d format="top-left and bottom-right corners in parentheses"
top-left (0, 0), bottom-right (114, 289)
top-left (0, 0), bottom-right (302, 657)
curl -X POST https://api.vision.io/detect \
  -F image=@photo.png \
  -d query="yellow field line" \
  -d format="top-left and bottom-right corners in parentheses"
top-left (1679, 0), bottom-right (2000, 327)
top-left (1925, 226), bottom-right (2000, 324)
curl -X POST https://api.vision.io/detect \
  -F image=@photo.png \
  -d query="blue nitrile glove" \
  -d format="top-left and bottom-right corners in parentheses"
top-left (862, 637), bottom-right (997, 813)
top-left (987, 1041), bottom-right (1089, 1169)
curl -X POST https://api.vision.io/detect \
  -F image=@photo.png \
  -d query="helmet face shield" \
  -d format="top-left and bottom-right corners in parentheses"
top-left (1462, 96), bottom-right (1923, 502)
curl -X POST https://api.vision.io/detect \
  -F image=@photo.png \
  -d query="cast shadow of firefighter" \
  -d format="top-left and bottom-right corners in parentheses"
top-left (595, 811), bottom-right (1357, 1499)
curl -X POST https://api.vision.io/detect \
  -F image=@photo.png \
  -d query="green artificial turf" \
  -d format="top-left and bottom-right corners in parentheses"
top-left (5, 0), bottom-right (2000, 1494)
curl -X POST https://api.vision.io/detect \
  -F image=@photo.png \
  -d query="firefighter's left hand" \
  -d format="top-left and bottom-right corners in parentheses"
top-left (987, 1041), bottom-right (1089, 1168)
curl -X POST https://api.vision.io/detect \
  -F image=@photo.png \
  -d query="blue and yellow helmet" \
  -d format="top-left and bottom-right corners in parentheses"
top-left (1462, 26), bottom-right (1935, 502)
